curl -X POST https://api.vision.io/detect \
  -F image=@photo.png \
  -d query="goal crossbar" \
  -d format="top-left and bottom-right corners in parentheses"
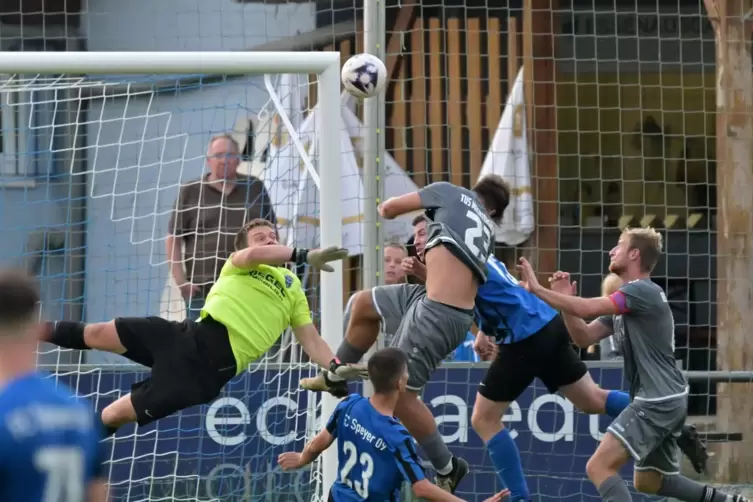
top-left (0, 50), bottom-right (344, 500)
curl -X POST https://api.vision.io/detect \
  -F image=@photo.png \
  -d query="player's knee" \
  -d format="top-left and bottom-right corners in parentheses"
top-left (585, 455), bottom-right (606, 484)
top-left (101, 398), bottom-right (137, 428)
top-left (83, 321), bottom-right (123, 352)
top-left (632, 470), bottom-right (663, 494)
top-left (471, 400), bottom-right (507, 441)
top-left (351, 290), bottom-right (380, 321)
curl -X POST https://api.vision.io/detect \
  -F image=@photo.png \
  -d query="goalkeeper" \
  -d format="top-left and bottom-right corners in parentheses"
top-left (44, 218), bottom-right (364, 436)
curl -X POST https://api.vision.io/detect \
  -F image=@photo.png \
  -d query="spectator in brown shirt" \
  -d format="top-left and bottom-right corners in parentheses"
top-left (167, 134), bottom-right (276, 319)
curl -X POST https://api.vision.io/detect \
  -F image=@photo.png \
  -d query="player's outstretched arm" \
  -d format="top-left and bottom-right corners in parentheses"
top-left (231, 246), bottom-right (348, 272)
top-left (378, 192), bottom-right (422, 220)
top-left (278, 428), bottom-right (335, 471)
top-left (294, 324), bottom-right (368, 380)
top-left (412, 480), bottom-right (511, 501)
top-left (293, 323), bottom-right (339, 369)
top-left (549, 272), bottom-right (614, 348)
top-left (516, 258), bottom-right (620, 319)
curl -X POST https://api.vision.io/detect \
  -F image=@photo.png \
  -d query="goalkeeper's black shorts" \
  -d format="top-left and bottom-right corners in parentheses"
top-left (114, 315), bottom-right (238, 426)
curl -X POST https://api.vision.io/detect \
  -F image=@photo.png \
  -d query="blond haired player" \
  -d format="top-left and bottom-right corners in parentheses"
top-left (44, 218), bottom-right (365, 436)
top-left (517, 228), bottom-right (741, 502)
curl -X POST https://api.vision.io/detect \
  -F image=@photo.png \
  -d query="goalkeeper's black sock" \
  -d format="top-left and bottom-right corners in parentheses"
top-left (47, 321), bottom-right (88, 350)
top-left (335, 341), bottom-right (367, 364)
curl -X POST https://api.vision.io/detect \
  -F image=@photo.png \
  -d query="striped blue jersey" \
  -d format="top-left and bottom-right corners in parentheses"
top-left (328, 394), bottom-right (425, 501)
top-left (474, 256), bottom-right (558, 344)
top-left (0, 372), bottom-right (105, 502)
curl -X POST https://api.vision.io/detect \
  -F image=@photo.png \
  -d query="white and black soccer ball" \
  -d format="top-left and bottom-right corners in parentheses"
top-left (341, 53), bottom-right (387, 99)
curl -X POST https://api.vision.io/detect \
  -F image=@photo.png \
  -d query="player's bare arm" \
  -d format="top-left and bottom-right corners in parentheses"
top-left (549, 271), bottom-right (614, 348)
top-left (231, 245), bottom-right (348, 272)
top-left (278, 428), bottom-right (335, 470)
top-left (517, 258), bottom-right (619, 319)
top-left (378, 192), bottom-right (422, 219)
top-left (412, 481), bottom-right (510, 502)
top-left (293, 324), bottom-right (337, 368)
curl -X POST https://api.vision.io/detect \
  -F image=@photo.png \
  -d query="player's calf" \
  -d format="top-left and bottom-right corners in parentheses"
top-left (45, 320), bottom-right (127, 354)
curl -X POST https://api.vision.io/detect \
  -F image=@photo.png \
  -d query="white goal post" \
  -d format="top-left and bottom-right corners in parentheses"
top-left (0, 51), bottom-right (343, 500)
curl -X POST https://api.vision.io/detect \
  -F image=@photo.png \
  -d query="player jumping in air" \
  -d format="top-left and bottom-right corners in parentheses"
top-left (279, 347), bottom-right (510, 502)
top-left (302, 177), bottom-right (510, 493)
top-left (0, 270), bottom-right (108, 502)
top-left (517, 227), bottom-right (745, 502)
top-left (44, 218), bottom-right (365, 436)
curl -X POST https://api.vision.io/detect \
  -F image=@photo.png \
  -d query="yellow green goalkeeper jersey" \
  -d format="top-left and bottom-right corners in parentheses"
top-left (200, 257), bottom-right (313, 374)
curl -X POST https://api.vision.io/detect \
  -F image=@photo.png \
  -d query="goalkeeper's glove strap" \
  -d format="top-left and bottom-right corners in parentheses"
top-left (291, 248), bottom-right (310, 267)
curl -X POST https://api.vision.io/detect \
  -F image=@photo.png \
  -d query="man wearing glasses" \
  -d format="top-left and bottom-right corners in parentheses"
top-left (167, 134), bottom-right (276, 319)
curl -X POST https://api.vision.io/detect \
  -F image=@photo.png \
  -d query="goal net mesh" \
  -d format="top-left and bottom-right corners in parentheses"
top-left (23, 72), bottom-right (339, 501)
top-left (8, 0), bottom-right (753, 500)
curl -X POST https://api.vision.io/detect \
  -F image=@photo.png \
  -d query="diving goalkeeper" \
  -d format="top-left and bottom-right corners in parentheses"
top-left (45, 218), bottom-right (364, 436)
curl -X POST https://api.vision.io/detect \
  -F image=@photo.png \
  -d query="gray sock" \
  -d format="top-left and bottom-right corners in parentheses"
top-left (658, 475), bottom-right (733, 502)
top-left (417, 430), bottom-right (453, 475)
top-left (598, 474), bottom-right (633, 502)
top-left (335, 341), bottom-right (367, 364)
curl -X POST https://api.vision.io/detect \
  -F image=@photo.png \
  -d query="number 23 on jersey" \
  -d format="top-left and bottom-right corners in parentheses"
top-left (339, 440), bottom-right (374, 498)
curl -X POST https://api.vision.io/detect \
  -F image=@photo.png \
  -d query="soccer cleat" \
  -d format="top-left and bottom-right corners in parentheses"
top-left (436, 456), bottom-right (470, 494)
top-left (677, 424), bottom-right (709, 474)
top-left (300, 371), bottom-right (349, 398)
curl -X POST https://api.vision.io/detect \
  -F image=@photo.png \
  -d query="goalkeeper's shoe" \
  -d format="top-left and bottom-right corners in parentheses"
top-left (677, 424), bottom-right (709, 474)
top-left (436, 456), bottom-right (469, 494)
top-left (300, 371), bottom-right (349, 398)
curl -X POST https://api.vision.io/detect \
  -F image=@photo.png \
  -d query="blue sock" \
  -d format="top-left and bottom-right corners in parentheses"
top-left (605, 390), bottom-right (630, 418)
top-left (487, 428), bottom-right (530, 501)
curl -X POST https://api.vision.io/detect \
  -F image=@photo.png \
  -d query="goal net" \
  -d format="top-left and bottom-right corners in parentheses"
top-left (13, 52), bottom-right (345, 502)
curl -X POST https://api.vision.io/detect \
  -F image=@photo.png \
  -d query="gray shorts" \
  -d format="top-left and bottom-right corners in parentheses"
top-left (390, 297), bottom-right (473, 391)
top-left (607, 395), bottom-right (687, 474)
top-left (371, 284), bottom-right (426, 345)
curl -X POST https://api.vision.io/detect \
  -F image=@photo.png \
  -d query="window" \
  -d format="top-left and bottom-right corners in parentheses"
top-left (0, 86), bottom-right (29, 178)
top-left (0, 78), bottom-right (63, 181)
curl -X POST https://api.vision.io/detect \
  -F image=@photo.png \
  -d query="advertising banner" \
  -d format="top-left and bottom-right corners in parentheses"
top-left (57, 365), bottom-right (640, 501)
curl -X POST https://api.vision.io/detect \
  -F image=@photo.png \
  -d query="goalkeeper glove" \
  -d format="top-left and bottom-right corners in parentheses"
top-left (328, 358), bottom-right (369, 381)
top-left (293, 246), bottom-right (349, 272)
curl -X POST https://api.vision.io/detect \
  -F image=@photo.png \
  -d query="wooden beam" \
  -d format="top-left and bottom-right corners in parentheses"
top-left (705, 0), bottom-right (753, 483)
top-left (385, 1), bottom-right (418, 83)
top-left (522, 0), bottom-right (559, 280)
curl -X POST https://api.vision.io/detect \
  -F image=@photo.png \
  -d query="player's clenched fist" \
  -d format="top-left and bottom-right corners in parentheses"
top-left (549, 271), bottom-right (577, 295)
top-left (473, 331), bottom-right (497, 361)
top-left (401, 257), bottom-right (427, 281)
top-left (305, 246), bottom-right (349, 272)
top-left (277, 452), bottom-right (304, 471)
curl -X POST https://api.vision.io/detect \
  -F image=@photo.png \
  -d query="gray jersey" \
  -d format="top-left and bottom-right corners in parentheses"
top-left (418, 182), bottom-right (496, 283)
top-left (597, 279), bottom-right (687, 401)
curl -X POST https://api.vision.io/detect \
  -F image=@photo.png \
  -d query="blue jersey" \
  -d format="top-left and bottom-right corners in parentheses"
top-left (328, 394), bottom-right (425, 501)
top-left (0, 373), bottom-right (105, 502)
top-left (475, 256), bottom-right (558, 344)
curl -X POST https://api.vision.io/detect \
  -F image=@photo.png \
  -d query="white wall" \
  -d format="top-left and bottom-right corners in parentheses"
top-left (84, 0), bottom-right (315, 51)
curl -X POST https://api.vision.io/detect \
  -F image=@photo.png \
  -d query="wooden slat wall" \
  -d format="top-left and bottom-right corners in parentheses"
top-left (310, 15), bottom-right (511, 299)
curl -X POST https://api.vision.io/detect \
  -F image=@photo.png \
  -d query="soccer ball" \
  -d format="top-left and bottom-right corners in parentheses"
top-left (341, 53), bottom-right (387, 99)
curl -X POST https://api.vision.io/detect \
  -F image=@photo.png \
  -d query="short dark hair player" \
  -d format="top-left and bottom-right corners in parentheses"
top-left (279, 347), bottom-right (510, 502)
